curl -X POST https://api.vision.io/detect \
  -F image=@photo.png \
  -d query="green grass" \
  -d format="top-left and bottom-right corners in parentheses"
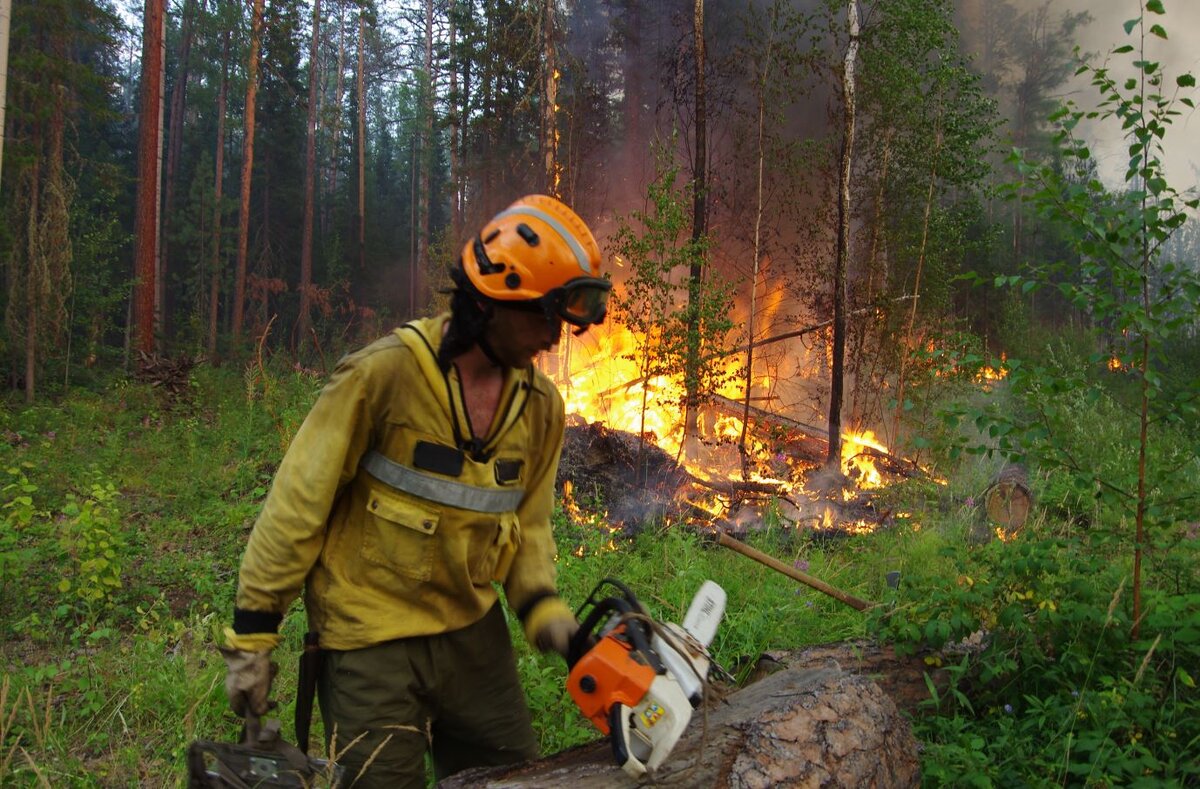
top-left (1, 361), bottom-right (1196, 786)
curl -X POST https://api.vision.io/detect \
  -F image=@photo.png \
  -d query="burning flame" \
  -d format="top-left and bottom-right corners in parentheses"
top-left (546, 299), bottom-right (925, 535)
top-left (840, 430), bottom-right (887, 489)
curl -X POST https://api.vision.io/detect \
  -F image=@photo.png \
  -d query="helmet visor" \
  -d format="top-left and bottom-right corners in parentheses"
top-left (551, 278), bottom-right (612, 327)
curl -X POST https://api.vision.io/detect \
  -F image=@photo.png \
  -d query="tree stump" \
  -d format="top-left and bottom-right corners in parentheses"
top-left (437, 665), bottom-right (920, 788)
top-left (969, 464), bottom-right (1033, 544)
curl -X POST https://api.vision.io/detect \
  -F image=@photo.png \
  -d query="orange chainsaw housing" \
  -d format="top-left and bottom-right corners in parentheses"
top-left (567, 626), bottom-right (657, 734)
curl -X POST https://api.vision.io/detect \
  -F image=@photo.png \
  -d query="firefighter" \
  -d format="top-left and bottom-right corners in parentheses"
top-left (220, 195), bottom-right (611, 787)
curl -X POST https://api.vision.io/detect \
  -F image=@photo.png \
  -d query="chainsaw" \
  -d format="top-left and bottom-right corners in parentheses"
top-left (566, 577), bottom-right (726, 778)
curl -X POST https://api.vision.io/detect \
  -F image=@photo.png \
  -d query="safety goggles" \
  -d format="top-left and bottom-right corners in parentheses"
top-left (504, 277), bottom-right (611, 332)
top-left (546, 277), bottom-right (612, 328)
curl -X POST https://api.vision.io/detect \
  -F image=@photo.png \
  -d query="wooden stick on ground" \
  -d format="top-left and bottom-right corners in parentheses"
top-left (716, 531), bottom-right (873, 611)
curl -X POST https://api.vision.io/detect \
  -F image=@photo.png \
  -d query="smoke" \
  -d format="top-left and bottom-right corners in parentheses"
top-left (1007, 0), bottom-right (1200, 191)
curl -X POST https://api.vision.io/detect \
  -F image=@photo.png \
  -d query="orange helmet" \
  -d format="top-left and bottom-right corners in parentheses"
top-left (460, 195), bottom-right (611, 329)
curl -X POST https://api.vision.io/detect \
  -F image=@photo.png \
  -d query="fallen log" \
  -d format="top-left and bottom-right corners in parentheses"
top-left (749, 639), bottom-right (952, 717)
top-left (437, 665), bottom-right (920, 788)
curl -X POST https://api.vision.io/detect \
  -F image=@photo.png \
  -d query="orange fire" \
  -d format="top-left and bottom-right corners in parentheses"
top-left (545, 310), bottom-right (908, 534)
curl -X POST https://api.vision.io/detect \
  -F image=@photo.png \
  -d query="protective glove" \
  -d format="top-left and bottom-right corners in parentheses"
top-left (219, 646), bottom-right (278, 718)
top-left (534, 615), bottom-right (580, 659)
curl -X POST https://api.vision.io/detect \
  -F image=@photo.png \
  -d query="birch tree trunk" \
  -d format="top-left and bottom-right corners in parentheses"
top-left (207, 25), bottom-right (231, 359)
top-left (232, 0), bottom-right (265, 345)
top-left (298, 0), bottom-right (321, 348)
top-left (133, 0), bottom-right (166, 355)
top-left (825, 0), bottom-right (858, 470)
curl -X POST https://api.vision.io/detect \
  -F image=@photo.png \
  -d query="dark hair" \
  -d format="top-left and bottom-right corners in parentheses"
top-left (437, 266), bottom-right (491, 369)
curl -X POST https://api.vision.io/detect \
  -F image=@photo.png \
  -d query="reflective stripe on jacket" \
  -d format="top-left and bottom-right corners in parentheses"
top-left (233, 314), bottom-right (571, 651)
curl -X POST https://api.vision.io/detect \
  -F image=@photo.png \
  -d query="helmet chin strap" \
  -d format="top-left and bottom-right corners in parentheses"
top-left (476, 333), bottom-right (506, 368)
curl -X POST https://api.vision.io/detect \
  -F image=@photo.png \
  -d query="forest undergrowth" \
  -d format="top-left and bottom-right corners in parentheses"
top-left (0, 347), bottom-right (1196, 786)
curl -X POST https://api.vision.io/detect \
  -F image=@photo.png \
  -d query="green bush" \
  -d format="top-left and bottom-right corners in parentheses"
top-left (871, 530), bottom-right (1200, 785)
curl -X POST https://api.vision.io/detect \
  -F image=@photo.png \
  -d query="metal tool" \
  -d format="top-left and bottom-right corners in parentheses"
top-left (566, 578), bottom-right (726, 777)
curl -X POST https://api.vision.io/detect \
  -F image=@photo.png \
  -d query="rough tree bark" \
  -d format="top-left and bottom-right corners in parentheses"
top-left (448, 0), bottom-right (462, 238)
top-left (684, 0), bottom-right (706, 462)
top-left (161, 0), bottom-right (197, 342)
top-left (438, 665), bottom-right (920, 788)
top-left (297, 0), bottom-right (321, 347)
top-left (133, 0), bottom-right (165, 355)
top-left (232, 0), bottom-right (265, 345)
top-left (415, 0), bottom-right (432, 308)
top-left (207, 24), bottom-right (231, 359)
top-left (356, 9), bottom-right (366, 272)
top-left (541, 0), bottom-right (558, 195)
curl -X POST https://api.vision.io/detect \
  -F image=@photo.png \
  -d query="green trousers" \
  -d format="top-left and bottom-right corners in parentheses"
top-left (317, 604), bottom-right (539, 788)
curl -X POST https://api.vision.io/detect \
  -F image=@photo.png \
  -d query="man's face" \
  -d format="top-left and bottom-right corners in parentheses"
top-left (485, 304), bottom-right (564, 369)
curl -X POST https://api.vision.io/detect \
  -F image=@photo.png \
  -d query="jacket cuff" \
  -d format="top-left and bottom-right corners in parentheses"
top-left (222, 627), bottom-right (281, 652)
top-left (521, 595), bottom-right (574, 645)
top-left (233, 607), bottom-right (284, 634)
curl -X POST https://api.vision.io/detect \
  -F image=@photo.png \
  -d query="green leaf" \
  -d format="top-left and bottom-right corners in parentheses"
top-left (1149, 23), bottom-right (1167, 39)
top-left (1146, 0), bottom-right (1165, 13)
top-left (1123, 18), bottom-right (1140, 35)
top-left (1178, 73), bottom-right (1196, 88)
top-left (1114, 44), bottom-right (1135, 53)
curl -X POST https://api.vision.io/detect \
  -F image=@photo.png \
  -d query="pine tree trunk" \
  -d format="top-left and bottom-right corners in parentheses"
top-left (416, 0), bottom-right (433, 310)
top-left (23, 159), bottom-right (40, 403)
top-left (232, 0), bottom-right (265, 345)
top-left (133, 0), bottom-right (165, 355)
top-left (356, 10), bottom-right (366, 272)
top-left (0, 0), bottom-right (12, 193)
top-left (326, 2), bottom-right (346, 239)
top-left (161, 0), bottom-right (197, 343)
top-left (541, 0), bottom-right (557, 195)
top-left (684, 0), bottom-right (706, 462)
top-left (449, 1), bottom-right (461, 238)
top-left (826, 0), bottom-right (859, 470)
top-left (207, 25), bottom-right (231, 360)
top-left (298, 0), bottom-right (320, 348)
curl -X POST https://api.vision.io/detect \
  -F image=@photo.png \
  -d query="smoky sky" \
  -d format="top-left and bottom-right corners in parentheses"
top-left (1057, 0), bottom-right (1200, 190)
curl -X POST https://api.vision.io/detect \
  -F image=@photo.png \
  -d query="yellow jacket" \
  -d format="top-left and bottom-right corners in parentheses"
top-left (228, 314), bottom-right (573, 651)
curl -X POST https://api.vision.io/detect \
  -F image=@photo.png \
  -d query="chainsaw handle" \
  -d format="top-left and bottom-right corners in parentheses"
top-left (570, 577), bottom-right (661, 669)
top-left (568, 595), bottom-right (657, 670)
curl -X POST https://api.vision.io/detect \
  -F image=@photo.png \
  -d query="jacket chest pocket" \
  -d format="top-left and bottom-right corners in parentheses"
top-left (361, 490), bottom-right (440, 582)
top-left (468, 511), bottom-right (521, 587)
